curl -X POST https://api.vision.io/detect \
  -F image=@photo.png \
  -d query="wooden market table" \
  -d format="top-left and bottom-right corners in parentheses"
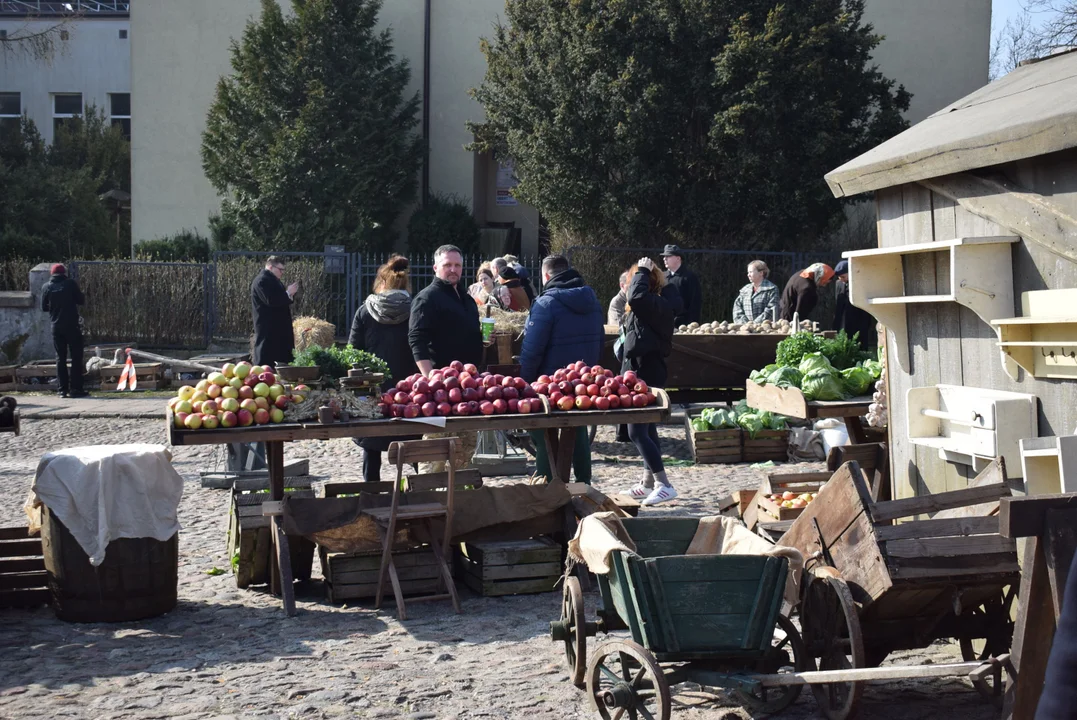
top-left (167, 391), bottom-right (671, 615)
top-left (746, 379), bottom-right (873, 444)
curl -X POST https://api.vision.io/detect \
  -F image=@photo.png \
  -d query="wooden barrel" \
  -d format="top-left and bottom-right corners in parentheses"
top-left (41, 505), bottom-right (178, 623)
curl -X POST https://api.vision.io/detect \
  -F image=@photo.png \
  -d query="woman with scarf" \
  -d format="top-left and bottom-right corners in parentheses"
top-left (779, 262), bottom-right (834, 322)
top-left (497, 265), bottom-right (532, 311)
top-left (348, 255), bottom-right (420, 482)
top-left (620, 258), bottom-right (678, 506)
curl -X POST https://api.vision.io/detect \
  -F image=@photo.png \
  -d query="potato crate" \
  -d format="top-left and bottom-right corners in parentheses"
top-left (456, 537), bottom-right (562, 596)
top-left (0, 366), bottom-right (16, 392)
top-left (320, 546), bottom-right (451, 603)
top-left (98, 362), bottom-right (167, 391)
top-left (0, 527), bottom-right (49, 609)
top-left (743, 470), bottom-right (830, 531)
top-left (227, 479), bottom-right (317, 589)
top-left (683, 414), bottom-right (742, 463)
top-left (742, 429), bottom-right (790, 463)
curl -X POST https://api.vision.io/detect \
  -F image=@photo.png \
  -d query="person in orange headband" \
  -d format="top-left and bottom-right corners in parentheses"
top-left (779, 262), bottom-right (833, 322)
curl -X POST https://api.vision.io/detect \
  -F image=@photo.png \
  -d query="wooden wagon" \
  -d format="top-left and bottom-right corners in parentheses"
top-left (780, 460), bottom-right (1018, 719)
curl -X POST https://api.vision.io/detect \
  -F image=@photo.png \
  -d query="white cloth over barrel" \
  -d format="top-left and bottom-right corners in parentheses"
top-left (30, 444), bottom-right (184, 566)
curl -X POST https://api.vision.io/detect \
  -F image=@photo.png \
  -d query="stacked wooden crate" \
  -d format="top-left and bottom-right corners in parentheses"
top-left (742, 429), bottom-right (790, 463)
top-left (743, 470), bottom-right (830, 537)
top-left (684, 414), bottom-right (742, 463)
top-left (456, 537), bottom-right (562, 596)
top-left (0, 527), bottom-right (48, 609)
top-left (321, 546), bottom-right (449, 603)
top-left (0, 366), bottom-right (16, 392)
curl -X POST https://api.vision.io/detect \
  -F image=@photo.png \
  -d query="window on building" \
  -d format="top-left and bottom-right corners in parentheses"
top-left (0, 92), bottom-right (20, 136)
top-left (119, 29), bottom-right (127, 39)
top-left (110, 93), bottom-right (130, 139)
top-left (53, 93), bottom-right (83, 134)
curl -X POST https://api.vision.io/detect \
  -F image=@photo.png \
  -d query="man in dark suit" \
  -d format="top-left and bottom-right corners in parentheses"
top-left (660, 244), bottom-right (701, 327)
top-left (41, 263), bottom-right (88, 398)
top-left (251, 256), bottom-right (299, 368)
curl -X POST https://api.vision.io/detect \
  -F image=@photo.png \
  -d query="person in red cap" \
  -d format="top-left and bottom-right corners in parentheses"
top-left (41, 263), bottom-right (88, 398)
top-left (779, 262), bottom-right (834, 322)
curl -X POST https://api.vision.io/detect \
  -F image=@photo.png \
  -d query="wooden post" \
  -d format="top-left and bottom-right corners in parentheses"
top-left (265, 440), bottom-right (297, 616)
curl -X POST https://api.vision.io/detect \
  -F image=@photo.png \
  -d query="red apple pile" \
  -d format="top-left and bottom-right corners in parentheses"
top-left (377, 360), bottom-right (540, 418)
top-left (167, 361), bottom-right (309, 430)
top-left (532, 361), bottom-right (656, 411)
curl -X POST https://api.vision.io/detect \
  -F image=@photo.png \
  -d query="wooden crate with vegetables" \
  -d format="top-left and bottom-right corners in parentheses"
top-left (744, 470), bottom-right (830, 530)
top-left (685, 409), bottom-right (742, 463)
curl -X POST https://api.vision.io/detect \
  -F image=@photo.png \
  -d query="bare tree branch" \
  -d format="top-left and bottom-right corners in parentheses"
top-left (990, 11), bottom-right (1042, 80)
top-left (1025, 1), bottom-right (1077, 51)
top-left (0, 14), bottom-right (74, 63)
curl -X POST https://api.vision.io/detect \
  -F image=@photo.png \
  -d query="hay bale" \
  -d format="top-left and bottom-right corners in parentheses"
top-left (294, 316), bottom-right (336, 352)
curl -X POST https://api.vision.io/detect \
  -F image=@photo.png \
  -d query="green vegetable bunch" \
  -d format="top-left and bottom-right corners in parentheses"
top-left (775, 332), bottom-right (829, 368)
top-left (291, 344), bottom-right (392, 387)
top-left (693, 403), bottom-right (788, 435)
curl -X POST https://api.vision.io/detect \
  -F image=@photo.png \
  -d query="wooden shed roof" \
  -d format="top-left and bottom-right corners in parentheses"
top-left (825, 49), bottom-right (1077, 198)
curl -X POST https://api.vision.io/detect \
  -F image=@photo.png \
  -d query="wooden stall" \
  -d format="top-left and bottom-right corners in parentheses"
top-left (825, 49), bottom-right (1077, 503)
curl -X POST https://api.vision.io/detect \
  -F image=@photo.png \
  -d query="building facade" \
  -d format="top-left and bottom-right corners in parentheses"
top-left (129, 0), bottom-right (992, 256)
top-left (0, 1), bottom-right (131, 144)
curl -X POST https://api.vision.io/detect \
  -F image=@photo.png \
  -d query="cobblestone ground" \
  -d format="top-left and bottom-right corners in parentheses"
top-left (0, 418), bottom-right (1000, 720)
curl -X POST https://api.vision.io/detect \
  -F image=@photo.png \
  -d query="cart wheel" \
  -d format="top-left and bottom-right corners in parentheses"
top-left (557, 576), bottom-right (587, 687)
top-left (586, 639), bottom-right (671, 720)
top-left (802, 570), bottom-right (865, 720)
top-left (959, 585), bottom-right (1017, 662)
top-left (734, 614), bottom-right (814, 715)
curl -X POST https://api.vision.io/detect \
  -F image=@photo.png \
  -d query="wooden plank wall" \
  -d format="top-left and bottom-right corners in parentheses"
top-left (878, 173), bottom-right (1077, 499)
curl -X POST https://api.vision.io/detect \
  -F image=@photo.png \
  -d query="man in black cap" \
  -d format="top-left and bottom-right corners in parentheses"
top-left (41, 263), bottom-right (88, 398)
top-left (660, 244), bottom-right (701, 327)
top-left (831, 259), bottom-right (877, 348)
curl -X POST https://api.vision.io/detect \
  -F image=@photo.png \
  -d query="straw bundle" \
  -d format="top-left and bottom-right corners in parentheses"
top-left (488, 306), bottom-right (529, 336)
top-left (294, 316), bottom-right (336, 352)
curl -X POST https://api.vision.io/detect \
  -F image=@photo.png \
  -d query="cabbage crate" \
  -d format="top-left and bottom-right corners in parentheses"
top-left (742, 429), bottom-right (790, 463)
top-left (456, 537), bottom-right (562, 596)
top-left (683, 414), bottom-right (742, 463)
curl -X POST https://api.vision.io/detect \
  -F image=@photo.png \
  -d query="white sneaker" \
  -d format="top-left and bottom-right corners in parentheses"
top-left (624, 484), bottom-right (651, 500)
top-left (641, 485), bottom-right (678, 506)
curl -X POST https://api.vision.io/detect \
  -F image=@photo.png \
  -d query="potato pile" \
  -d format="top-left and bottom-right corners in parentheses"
top-left (676, 319), bottom-right (815, 335)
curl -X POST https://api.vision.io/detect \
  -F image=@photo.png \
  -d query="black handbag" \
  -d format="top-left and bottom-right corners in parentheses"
top-left (623, 312), bottom-right (658, 360)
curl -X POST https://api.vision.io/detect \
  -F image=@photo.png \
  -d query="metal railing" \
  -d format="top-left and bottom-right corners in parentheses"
top-left (0, 1), bottom-right (129, 15)
top-left (66, 247), bottom-right (838, 349)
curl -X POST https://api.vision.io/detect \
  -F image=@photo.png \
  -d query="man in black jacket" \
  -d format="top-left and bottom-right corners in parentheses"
top-left (660, 244), bottom-right (701, 326)
top-left (41, 263), bottom-right (87, 398)
top-left (409, 244), bottom-right (483, 376)
top-left (251, 256), bottom-right (298, 368)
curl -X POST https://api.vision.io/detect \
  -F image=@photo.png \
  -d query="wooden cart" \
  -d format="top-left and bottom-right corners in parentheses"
top-left (780, 460), bottom-right (1018, 719)
top-left (747, 379), bottom-right (873, 443)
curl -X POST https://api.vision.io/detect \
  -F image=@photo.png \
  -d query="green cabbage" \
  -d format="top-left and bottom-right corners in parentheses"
top-left (758, 410), bottom-right (789, 430)
top-left (738, 412), bottom-right (765, 439)
top-left (750, 363), bottom-right (780, 385)
top-left (801, 370), bottom-right (848, 401)
top-left (700, 408), bottom-right (738, 429)
top-left (798, 353), bottom-right (835, 376)
top-left (841, 366), bottom-right (874, 396)
top-left (767, 366), bottom-right (802, 389)
top-left (858, 358), bottom-right (883, 380)
top-left (691, 418), bottom-right (711, 432)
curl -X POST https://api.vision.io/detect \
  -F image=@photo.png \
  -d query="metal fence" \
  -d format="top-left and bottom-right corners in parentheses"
top-left (67, 247), bottom-right (838, 349)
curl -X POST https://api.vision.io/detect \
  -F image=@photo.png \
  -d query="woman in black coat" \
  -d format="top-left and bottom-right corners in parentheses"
top-left (347, 255), bottom-right (420, 482)
top-left (620, 258), bottom-right (677, 506)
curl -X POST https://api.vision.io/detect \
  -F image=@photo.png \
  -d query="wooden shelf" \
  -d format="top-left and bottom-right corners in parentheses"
top-left (1019, 435), bottom-right (1077, 496)
top-left (991, 289), bottom-right (1077, 380)
top-left (843, 236), bottom-right (1018, 375)
top-left (907, 384), bottom-right (1037, 478)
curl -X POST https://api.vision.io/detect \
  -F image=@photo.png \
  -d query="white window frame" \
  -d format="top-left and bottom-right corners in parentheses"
top-left (52, 92), bottom-right (83, 134)
top-left (108, 91), bottom-right (130, 138)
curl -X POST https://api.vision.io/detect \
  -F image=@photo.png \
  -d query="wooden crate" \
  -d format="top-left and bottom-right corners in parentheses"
top-left (320, 546), bottom-right (450, 603)
top-left (98, 362), bottom-right (167, 391)
top-left (456, 537), bottom-right (562, 596)
top-left (744, 470), bottom-right (829, 530)
top-left (0, 527), bottom-right (49, 609)
top-left (683, 414), bottom-right (742, 463)
top-left (0, 365), bottom-right (16, 392)
top-left (227, 478), bottom-right (316, 589)
top-left (742, 429), bottom-right (790, 463)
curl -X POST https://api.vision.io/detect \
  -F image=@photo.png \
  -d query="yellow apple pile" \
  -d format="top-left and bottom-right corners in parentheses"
top-left (166, 361), bottom-right (311, 430)
top-left (767, 490), bottom-right (817, 510)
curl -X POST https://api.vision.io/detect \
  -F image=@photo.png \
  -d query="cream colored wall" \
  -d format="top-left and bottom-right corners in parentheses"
top-left (130, 0), bottom-right (265, 246)
top-left (864, 0), bottom-right (992, 123)
top-left (0, 18), bottom-right (130, 145)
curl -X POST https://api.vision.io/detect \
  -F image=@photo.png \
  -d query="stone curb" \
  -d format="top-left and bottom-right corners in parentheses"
top-left (20, 412), bottom-right (164, 420)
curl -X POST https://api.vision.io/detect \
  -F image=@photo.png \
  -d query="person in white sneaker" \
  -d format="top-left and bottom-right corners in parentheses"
top-left (620, 258), bottom-right (678, 506)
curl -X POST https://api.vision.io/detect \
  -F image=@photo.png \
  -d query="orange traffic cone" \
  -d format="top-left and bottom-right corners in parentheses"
top-left (116, 352), bottom-right (138, 391)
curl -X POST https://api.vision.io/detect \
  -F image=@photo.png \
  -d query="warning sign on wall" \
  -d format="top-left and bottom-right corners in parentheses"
top-left (496, 161), bottom-right (519, 206)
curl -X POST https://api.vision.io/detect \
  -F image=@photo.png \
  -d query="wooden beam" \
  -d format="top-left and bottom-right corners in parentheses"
top-left (871, 483), bottom-right (1012, 522)
top-left (1004, 537), bottom-right (1056, 719)
top-left (999, 493), bottom-right (1077, 539)
top-left (921, 172), bottom-right (1077, 266)
top-left (874, 516), bottom-right (999, 542)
